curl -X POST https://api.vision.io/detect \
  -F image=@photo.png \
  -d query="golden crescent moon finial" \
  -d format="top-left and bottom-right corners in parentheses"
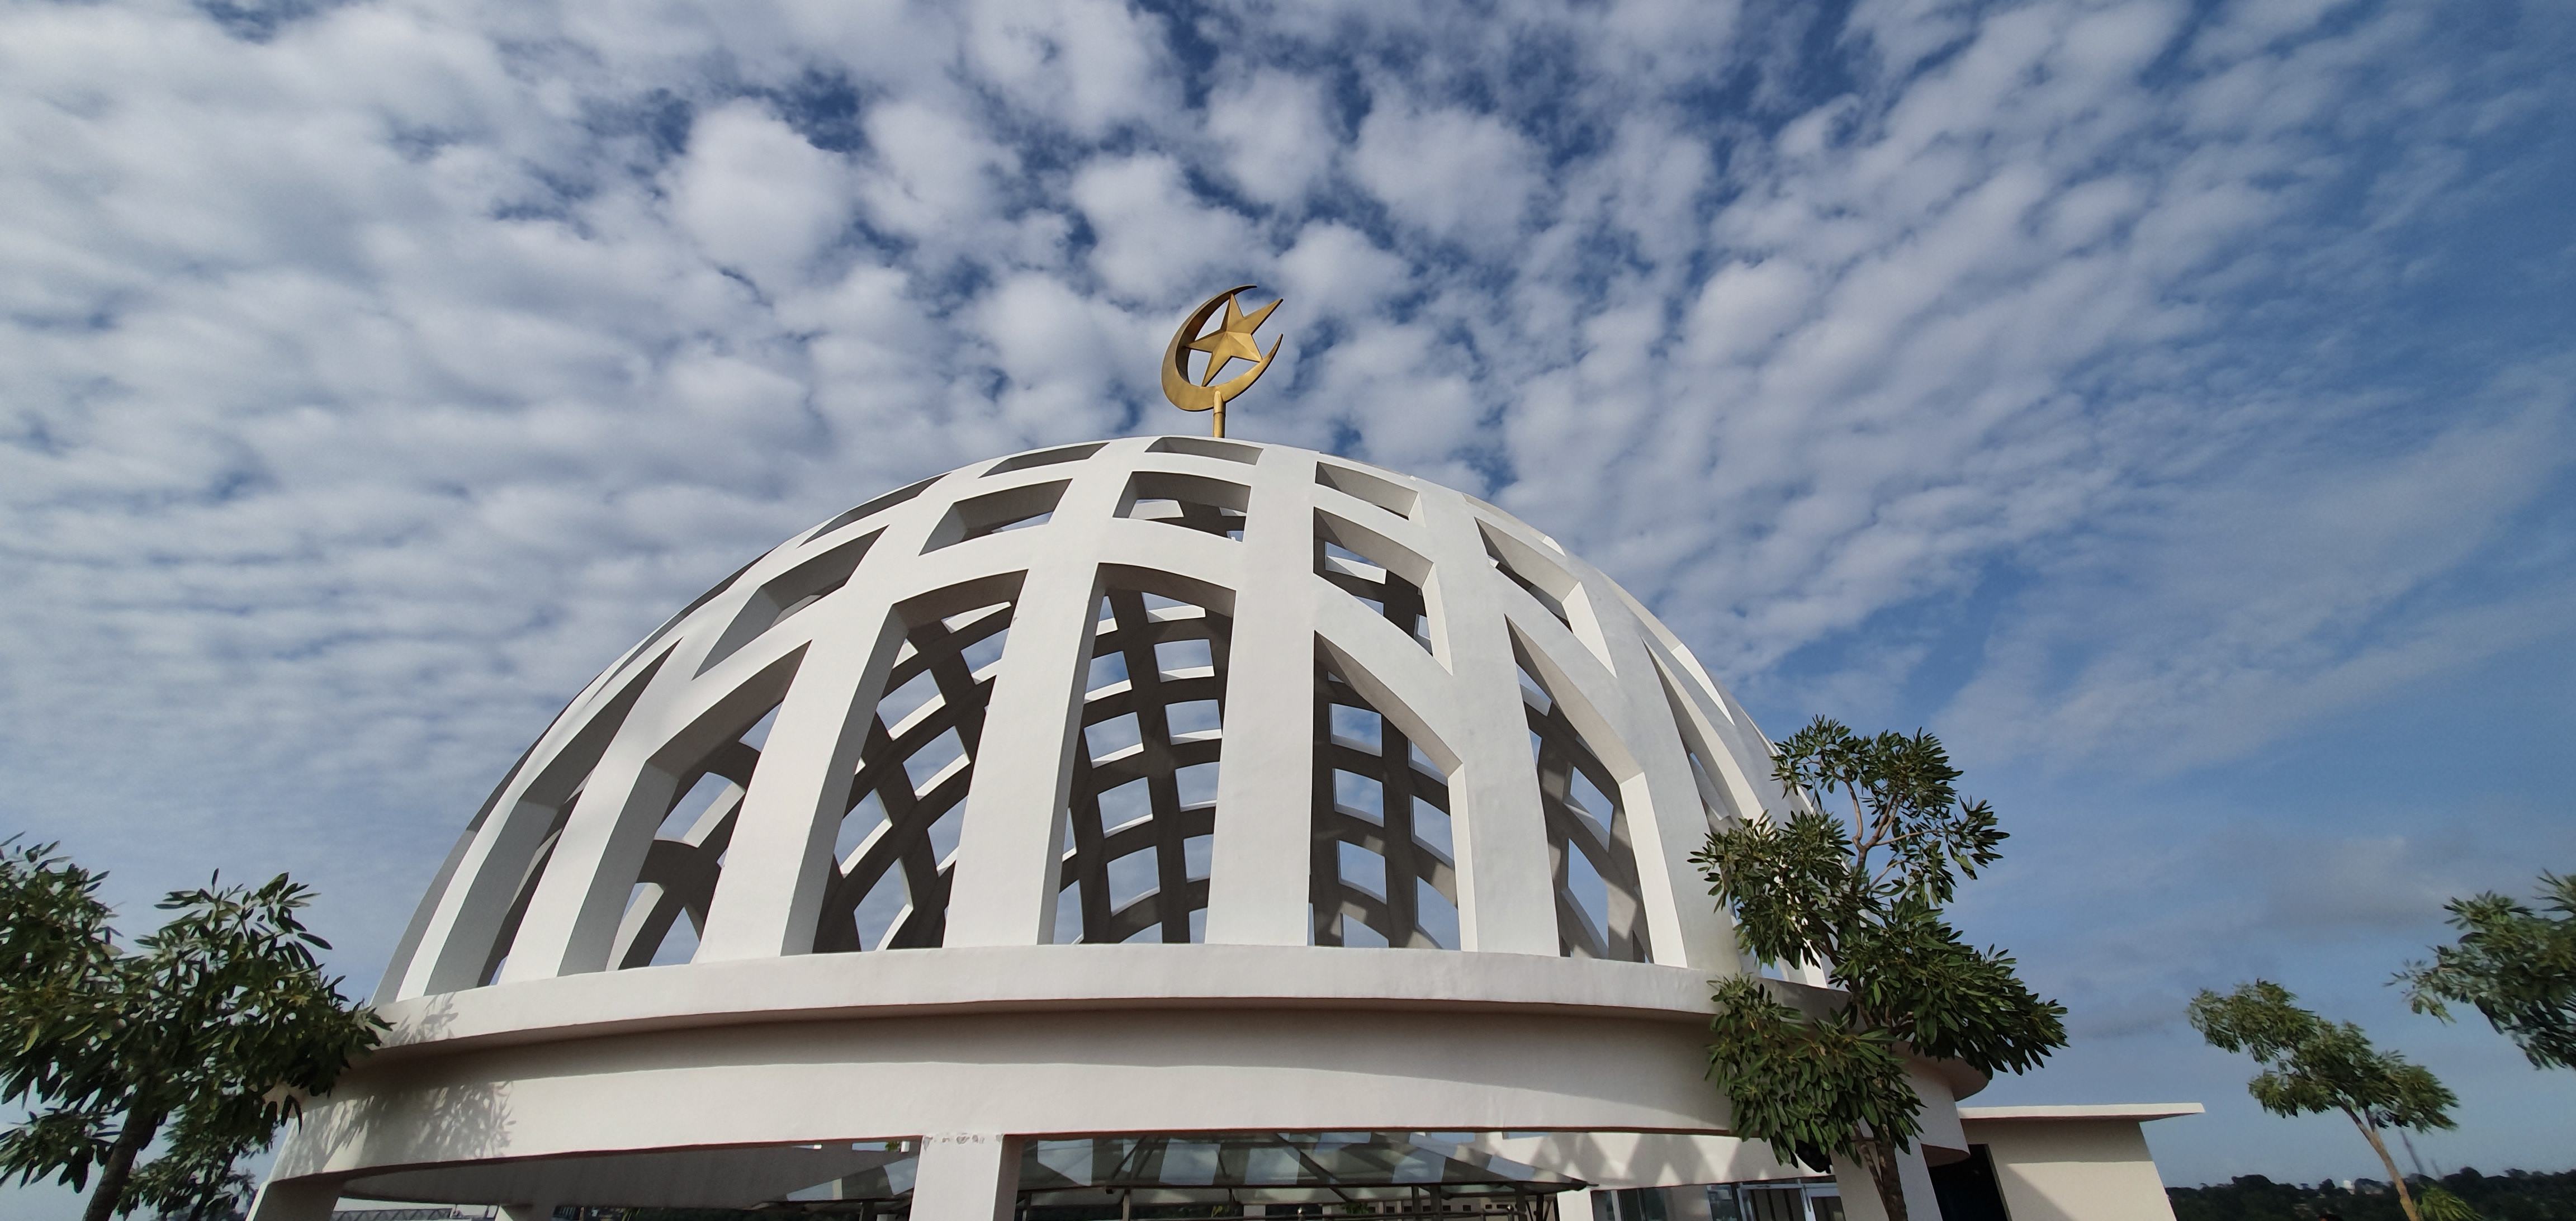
top-left (1163, 285), bottom-right (1284, 438)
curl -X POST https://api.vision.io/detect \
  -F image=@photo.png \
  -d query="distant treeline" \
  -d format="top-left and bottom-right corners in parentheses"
top-left (2171, 1169), bottom-right (2576, 1221)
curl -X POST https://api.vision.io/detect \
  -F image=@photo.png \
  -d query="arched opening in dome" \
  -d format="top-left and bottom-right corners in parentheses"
top-left (606, 700), bottom-right (780, 969)
top-left (1053, 581), bottom-right (1233, 944)
top-left (696, 528), bottom-right (881, 675)
top-left (925, 480), bottom-right (1068, 552)
top-left (467, 647), bottom-right (672, 989)
top-left (1117, 470), bottom-right (1251, 541)
top-left (1655, 659), bottom-right (1748, 836)
top-left (804, 474), bottom-right (937, 544)
top-left (1146, 434), bottom-right (1259, 463)
top-left (985, 442), bottom-right (1106, 475)
top-left (1514, 641), bottom-right (1652, 964)
top-left (1316, 509), bottom-right (1434, 655)
top-left (1315, 459), bottom-right (1420, 519)
top-left (1311, 652), bottom-right (1459, 949)
top-left (1479, 520), bottom-right (1573, 629)
top-left (814, 590), bottom-right (1019, 953)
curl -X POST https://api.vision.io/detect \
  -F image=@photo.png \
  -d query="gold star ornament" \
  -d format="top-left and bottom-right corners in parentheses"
top-left (1162, 285), bottom-right (1285, 438)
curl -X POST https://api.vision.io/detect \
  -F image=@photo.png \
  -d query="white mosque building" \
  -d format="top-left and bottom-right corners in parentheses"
top-left (248, 438), bottom-right (2195, 1221)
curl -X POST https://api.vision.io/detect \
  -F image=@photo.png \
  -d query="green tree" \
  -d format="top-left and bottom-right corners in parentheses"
top-left (1693, 718), bottom-right (2068, 1221)
top-left (2186, 981), bottom-right (2456, 1221)
top-left (2413, 1184), bottom-right (2484, 1221)
top-left (0, 841), bottom-right (386, 1221)
top-left (2398, 870), bottom-right (2576, 1071)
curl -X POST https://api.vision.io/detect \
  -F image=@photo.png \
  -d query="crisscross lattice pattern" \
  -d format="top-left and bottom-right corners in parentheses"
top-left (608, 714), bottom-right (771, 969)
top-left (1055, 588), bottom-right (1232, 943)
top-left (1521, 660), bottom-right (1652, 963)
top-left (1317, 524), bottom-right (1432, 651)
top-left (817, 602), bottom-right (1015, 952)
top-left (1313, 659), bottom-right (1457, 948)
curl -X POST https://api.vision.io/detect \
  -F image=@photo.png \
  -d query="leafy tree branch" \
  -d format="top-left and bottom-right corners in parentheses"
top-left (1694, 718), bottom-right (2066, 1221)
top-left (2189, 981), bottom-right (2456, 1221)
top-left (0, 840), bottom-right (386, 1221)
top-left (2398, 870), bottom-right (2575, 1072)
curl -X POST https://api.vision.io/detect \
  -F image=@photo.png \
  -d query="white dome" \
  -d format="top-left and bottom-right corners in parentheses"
top-left (263, 437), bottom-right (1891, 1219)
top-left (378, 435), bottom-right (1779, 992)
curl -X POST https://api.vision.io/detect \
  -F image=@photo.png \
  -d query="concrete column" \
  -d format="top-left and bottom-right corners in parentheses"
top-left (1833, 1145), bottom-right (1944, 1221)
top-left (507, 647), bottom-right (804, 980)
top-left (243, 1179), bottom-right (340, 1221)
top-left (912, 1134), bottom-right (1023, 1221)
top-left (941, 471), bottom-right (1123, 947)
top-left (1571, 580), bottom-right (1736, 972)
top-left (1415, 486), bottom-right (1557, 955)
top-left (695, 595), bottom-right (904, 960)
top-left (1205, 446), bottom-right (1320, 945)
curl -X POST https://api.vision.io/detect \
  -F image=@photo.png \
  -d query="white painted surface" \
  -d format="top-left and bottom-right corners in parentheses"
top-left (913, 1135), bottom-right (1021, 1221)
top-left (242, 1179), bottom-right (338, 1221)
top-left (1956, 1104), bottom-right (2203, 1122)
top-left (1830, 1147), bottom-right (1942, 1221)
top-left (1964, 1116), bottom-right (2192, 1221)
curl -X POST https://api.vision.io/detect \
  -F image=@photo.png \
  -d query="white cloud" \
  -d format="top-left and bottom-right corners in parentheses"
top-left (1068, 154), bottom-right (1261, 301)
top-left (1684, 259), bottom-right (1824, 366)
top-left (858, 97), bottom-right (1021, 244)
top-left (670, 102), bottom-right (855, 291)
top-left (1349, 102), bottom-right (1542, 246)
top-left (959, 0), bottom-right (1177, 139)
top-left (1205, 69), bottom-right (1340, 207)
top-left (1273, 222), bottom-right (1409, 325)
top-left (1944, 380), bottom-right (2575, 770)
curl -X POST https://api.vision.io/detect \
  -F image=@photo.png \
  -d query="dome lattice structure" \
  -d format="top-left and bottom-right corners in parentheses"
top-left (381, 436), bottom-right (1774, 988)
top-left (255, 437), bottom-right (1987, 1221)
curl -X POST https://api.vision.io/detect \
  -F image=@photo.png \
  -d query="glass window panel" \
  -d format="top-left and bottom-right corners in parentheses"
top-left (1166, 699), bottom-right (1224, 736)
top-left (1334, 770), bottom-right (1383, 821)
top-left (1085, 713), bottom-right (1142, 760)
top-left (1177, 762), bottom-right (1220, 807)
top-left (1330, 705), bottom-right (1383, 750)
top-left (1339, 841), bottom-right (1386, 899)
top-left (1098, 778), bottom-right (1152, 832)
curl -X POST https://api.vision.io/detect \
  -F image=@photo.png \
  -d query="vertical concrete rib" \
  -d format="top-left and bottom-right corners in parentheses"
top-left (507, 647), bottom-right (804, 981)
top-left (1418, 485), bottom-right (1559, 956)
top-left (1586, 580), bottom-right (1739, 971)
top-left (911, 1135), bottom-right (1022, 1221)
top-left (1204, 446), bottom-right (1321, 945)
top-left (693, 593), bottom-right (905, 960)
top-left (938, 464), bottom-right (1121, 948)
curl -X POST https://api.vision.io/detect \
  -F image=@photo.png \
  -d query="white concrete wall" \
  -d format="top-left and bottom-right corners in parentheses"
top-left (1830, 1148), bottom-right (1942, 1221)
top-left (1966, 1119), bottom-right (2179, 1221)
top-left (287, 1005), bottom-right (1742, 1188)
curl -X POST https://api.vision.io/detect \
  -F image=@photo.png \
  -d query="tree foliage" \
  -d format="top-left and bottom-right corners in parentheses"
top-left (0, 841), bottom-right (386, 1221)
top-left (1693, 718), bottom-right (2067, 1221)
top-left (2415, 1184), bottom-right (2487, 1221)
top-left (2168, 1168), bottom-right (2576, 1221)
top-left (2398, 870), bottom-right (2576, 1072)
top-left (2188, 981), bottom-right (2456, 1221)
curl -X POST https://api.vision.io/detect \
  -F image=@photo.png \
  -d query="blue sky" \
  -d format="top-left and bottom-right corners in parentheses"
top-left (2, 0), bottom-right (2572, 1211)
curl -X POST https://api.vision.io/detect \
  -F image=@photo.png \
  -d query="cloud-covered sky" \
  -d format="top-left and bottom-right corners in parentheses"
top-left (3, 0), bottom-right (2571, 1208)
